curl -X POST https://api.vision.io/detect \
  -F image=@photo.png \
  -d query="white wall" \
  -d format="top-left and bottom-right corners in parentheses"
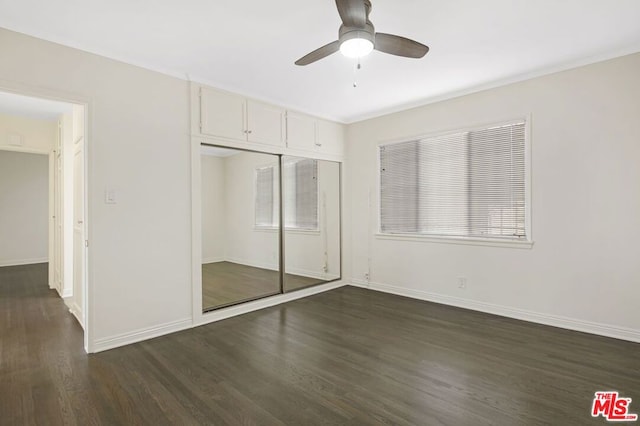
top-left (0, 28), bottom-right (192, 349)
top-left (0, 112), bottom-right (57, 153)
top-left (201, 155), bottom-right (226, 263)
top-left (223, 152), bottom-right (280, 269)
top-left (347, 52), bottom-right (640, 341)
top-left (0, 150), bottom-right (49, 266)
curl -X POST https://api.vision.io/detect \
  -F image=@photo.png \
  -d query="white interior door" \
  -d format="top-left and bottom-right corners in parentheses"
top-left (72, 136), bottom-right (85, 328)
top-left (54, 146), bottom-right (63, 292)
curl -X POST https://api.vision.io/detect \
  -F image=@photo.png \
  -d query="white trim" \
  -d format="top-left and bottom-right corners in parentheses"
top-left (197, 280), bottom-right (346, 327)
top-left (224, 257), bottom-right (279, 272)
top-left (202, 256), bottom-right (224, 264)
top-left (68, 301), bottom-right (84, 329)
top-left (286, 266), bottom-right (338, 282)
top-left (92, 318), bottom-right (193, 353)
top-left (203, 257), bottom-right (335, 281)
top-left (350, 279), bottom-right (640, 344)
top-left (59, 287), bottom-right (72, 298)
top-left (374, 233), bottom-right (533, 249)
top-left (0, 257), bottom-right (48, 267)
top-left (0, 145), bottom-right (51, 155)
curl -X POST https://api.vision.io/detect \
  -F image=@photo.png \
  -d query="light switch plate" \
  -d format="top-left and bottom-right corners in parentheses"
top-left (104, 189), bottom-right (117, 204)
top-left (7, 132), bottom-right (23, 146)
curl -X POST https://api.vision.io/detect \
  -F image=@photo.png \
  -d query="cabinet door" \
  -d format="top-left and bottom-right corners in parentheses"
top-left (247, 100), bottom-right (284, 146)
top-left (286, 111), bottom-right (317, 151)
top-left (317, 119), bottom-right (345, 156)
top-left (200, 87), bottom-right (246, 140)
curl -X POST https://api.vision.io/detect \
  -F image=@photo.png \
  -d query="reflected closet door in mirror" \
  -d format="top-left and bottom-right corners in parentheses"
top-left (201, 145), bottom-right (281, 311)
top-left (282, 156), bottom-right (341, 292)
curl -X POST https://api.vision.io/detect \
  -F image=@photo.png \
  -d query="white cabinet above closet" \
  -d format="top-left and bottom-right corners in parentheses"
top-left (198, 87), bottom-right (284, 148)
top-left (200, 88), bottom-right (245, 141)
top-left (193, 83), bottom-right (344, 158)
top-left (285, 112), bottom-right (345, 157)
top-left (285, 111), bottom-right (317, 151)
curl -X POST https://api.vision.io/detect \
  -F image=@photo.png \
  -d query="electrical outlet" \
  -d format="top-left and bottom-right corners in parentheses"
top-left (457, 277), bottom-right (467, 289)
top-left (364, 273), bottom-right (370, 281)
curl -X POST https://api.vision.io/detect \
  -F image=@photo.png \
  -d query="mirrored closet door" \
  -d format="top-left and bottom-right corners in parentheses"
top-left (282, 156), bottom-right (341, 292)
top-left (201, 145), bottom-right (281, 311)
top-left (200, 145), bottom-right (341, 313)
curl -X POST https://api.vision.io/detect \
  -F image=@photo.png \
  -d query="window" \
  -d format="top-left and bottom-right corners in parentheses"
top-left (379, 120), bottom-right (527, 240)
top-left (283, 158), bottom-right (318, 230)
top-left (255, 159), bottom-right (319, 230)
top-left (255, 165), bottom-right (276, 228)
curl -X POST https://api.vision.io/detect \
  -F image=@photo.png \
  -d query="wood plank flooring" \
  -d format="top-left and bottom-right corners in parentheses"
top-left (2, 263), bottom-right (639, 425)
top-left (202, 261), bottom-right (326, 311)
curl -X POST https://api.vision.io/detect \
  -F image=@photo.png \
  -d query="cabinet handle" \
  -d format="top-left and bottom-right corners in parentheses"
top-left (248, 130), bottom-right (252, 134)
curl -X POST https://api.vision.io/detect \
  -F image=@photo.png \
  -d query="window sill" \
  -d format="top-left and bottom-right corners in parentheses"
top-left (375, 233), bottom-right (534, 249)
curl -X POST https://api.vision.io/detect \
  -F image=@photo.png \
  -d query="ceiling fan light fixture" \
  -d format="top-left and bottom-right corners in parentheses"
top-left (339, 37), bottom-right (374, 58)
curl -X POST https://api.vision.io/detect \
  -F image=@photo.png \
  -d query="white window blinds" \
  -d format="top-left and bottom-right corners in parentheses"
top-left (255, 166), bottom-right (275, 227)
top-left (255, 159), bottom-right (319, 230)
top-left (284, 158), bottom-right (319, 230)
top-left (380, 120), bottom-right (526, 240)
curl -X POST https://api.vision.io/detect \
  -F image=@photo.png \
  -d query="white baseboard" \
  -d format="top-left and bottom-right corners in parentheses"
top-left (224, 256), bottom-right (279, 272)
top-left (350, 279), bottom-right (640, 344)
top-left (0, 257), bottom-right (48, 267)
top-left (209, 258), bottom-right (336, 281)
top-left (196, 280), bottom-right (347, 327)
top-left (286, 266), bottom-right (340, 282)
top-left (67, 302), bottom-right (84, 330)
top-left (202, 256), bottom-right (225, 264)
top-left (92, 318), bottom-right (193, 353)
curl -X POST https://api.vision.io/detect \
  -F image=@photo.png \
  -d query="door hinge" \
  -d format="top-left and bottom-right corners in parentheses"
top-left (85, 240), bottom-right (89, 248)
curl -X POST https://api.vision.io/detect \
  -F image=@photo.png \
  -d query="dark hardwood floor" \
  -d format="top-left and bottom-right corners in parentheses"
top-left (2, 263), bottom-right (639, 425)
top-left (202, 261), bottom-right (327, 310)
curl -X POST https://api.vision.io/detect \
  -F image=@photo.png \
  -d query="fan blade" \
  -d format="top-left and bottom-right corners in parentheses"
top-left (374, 33), bottom-right (429, 58)
top-left (295, 41), bottom-right (340, 66)
top-left (335, 0), bottom-right (367, 28)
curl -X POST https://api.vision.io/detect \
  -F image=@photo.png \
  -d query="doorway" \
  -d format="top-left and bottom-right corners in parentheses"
top-left (0, 90), bottom-right (89, 351)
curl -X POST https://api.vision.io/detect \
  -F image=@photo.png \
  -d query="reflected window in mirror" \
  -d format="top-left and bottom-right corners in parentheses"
top-left (201, 145), bottom-right (281, 312)
top-left (283, 156), bottom-right (341, 293)
top-left (283, 158), bottom-right (318, 231)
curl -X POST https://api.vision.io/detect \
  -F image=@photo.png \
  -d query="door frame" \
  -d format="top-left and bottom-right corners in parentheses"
top-left (0, 81), bottom-right (93, 353)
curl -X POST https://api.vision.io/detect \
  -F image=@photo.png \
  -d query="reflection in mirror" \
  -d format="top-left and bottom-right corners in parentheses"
top-left (201, 145), bottom-right (281, 312)
top-left (283, 156), bottom-right (341, 292)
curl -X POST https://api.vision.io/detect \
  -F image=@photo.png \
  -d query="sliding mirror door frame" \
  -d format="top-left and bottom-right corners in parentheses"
top-left (281, 156), bottom-right (342, 293)
top-left (192, 139), bottom-right (344, 326)
top-left (200, 143), bottom-right (283, 312)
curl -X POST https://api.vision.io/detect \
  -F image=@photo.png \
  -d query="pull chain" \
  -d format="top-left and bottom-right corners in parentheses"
top-left (353, 57), bottom-right (362, 88)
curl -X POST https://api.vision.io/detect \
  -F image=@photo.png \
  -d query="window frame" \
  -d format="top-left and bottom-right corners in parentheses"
top-left (376, 116), bottom-right (533, 249)
top-left (253, 163), bottom-right (279, 231)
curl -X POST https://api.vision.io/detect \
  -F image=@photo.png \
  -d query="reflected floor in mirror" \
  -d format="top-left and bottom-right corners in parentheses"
top-left (202, 261), bottom-right (326, 311)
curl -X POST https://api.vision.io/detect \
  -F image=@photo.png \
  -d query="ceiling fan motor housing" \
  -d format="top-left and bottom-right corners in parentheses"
top-left (339, 22), bottom-right (375, 46)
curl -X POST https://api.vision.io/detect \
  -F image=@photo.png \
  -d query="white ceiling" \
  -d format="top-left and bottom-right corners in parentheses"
top-left (0, 91), bottom-right (72, 120)
top-left (1, 0), bottom-right (639, 123)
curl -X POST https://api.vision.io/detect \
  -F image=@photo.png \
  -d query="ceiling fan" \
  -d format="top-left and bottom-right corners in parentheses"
top-left (295, 0), bottom-right (429, 66)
